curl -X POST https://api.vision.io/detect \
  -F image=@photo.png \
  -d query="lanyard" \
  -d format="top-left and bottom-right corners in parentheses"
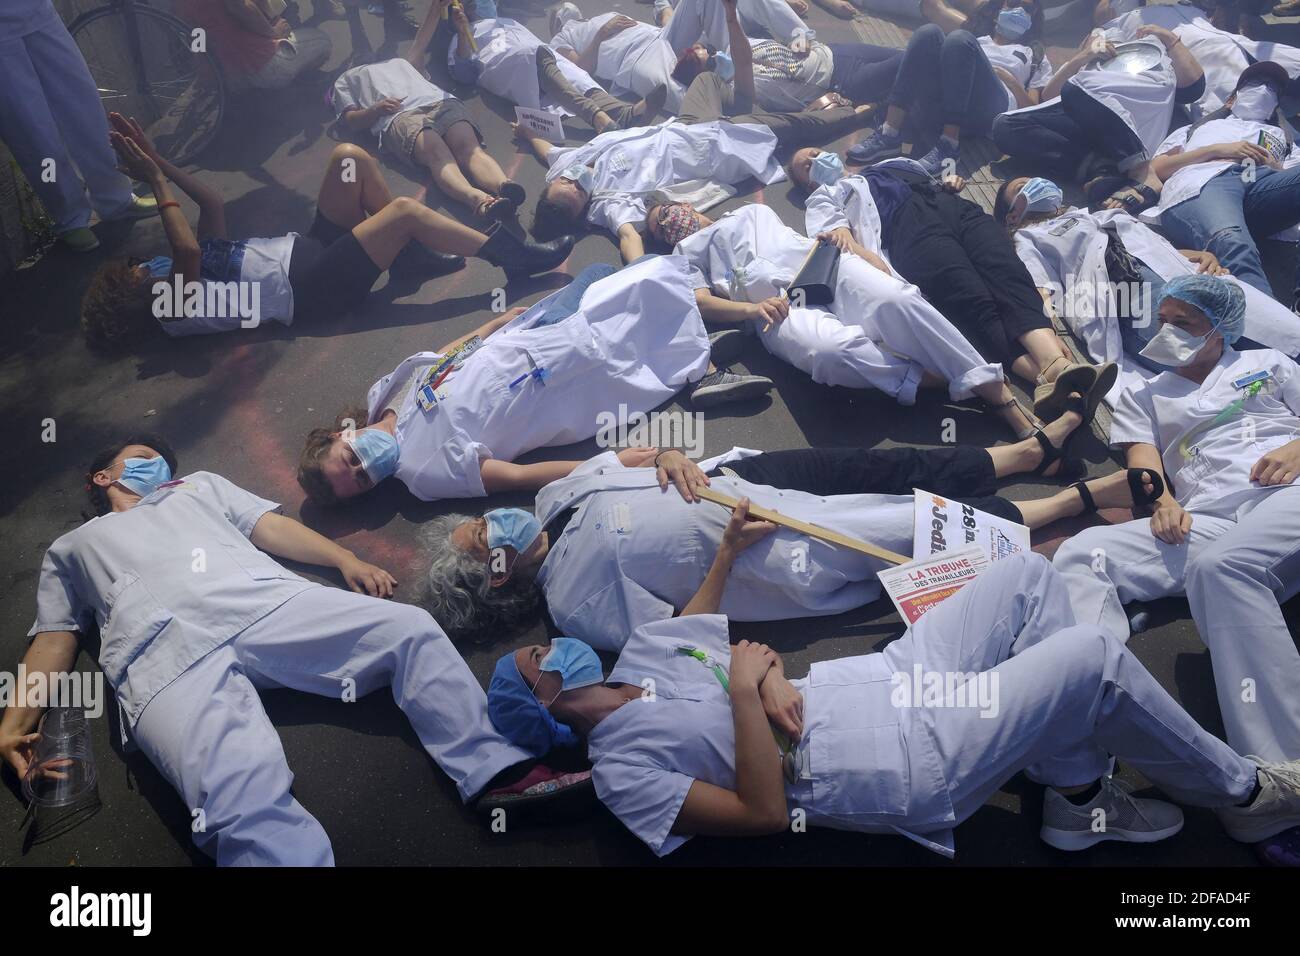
top-left (675, 645), bottom-right (801, 783)
top-left (1177, 379), bottom-right (1265, 461)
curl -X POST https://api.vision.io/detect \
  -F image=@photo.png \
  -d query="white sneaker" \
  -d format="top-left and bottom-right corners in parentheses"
top-left (1218, 758), bottom-right (1300, 843)
top-left (1040, 777), bottom-right (1183, 851)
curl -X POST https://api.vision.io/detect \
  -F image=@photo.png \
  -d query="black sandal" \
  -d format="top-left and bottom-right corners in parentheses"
top-left (1069, 467), bottom-right (1166, 514)
top-left (1031, 429), bottom-right (1086, 480)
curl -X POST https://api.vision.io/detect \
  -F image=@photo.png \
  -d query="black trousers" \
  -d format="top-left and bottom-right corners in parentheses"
top-left (709, 445), bottom-right (1024, 523)
top-left (886, 188), bottom-right (1051, 365)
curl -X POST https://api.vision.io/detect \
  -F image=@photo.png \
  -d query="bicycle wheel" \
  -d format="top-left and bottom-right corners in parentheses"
top-left (69, 3), bottom-right (226, 165)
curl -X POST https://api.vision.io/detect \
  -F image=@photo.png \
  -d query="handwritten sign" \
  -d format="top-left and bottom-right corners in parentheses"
top-left (515, 106), bottom-right (565, 144)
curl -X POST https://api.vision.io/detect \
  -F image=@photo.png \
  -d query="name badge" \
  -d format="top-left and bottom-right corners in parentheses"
top-left (1233, 369), bottom-right (1271, 390)
top-left (416, 382), bottom-right (451, 412)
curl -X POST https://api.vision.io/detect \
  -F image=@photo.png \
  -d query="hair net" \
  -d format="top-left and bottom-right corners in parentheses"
top-left (487, 652), bottom-right (580, 758)
top-left (1156, 274), bottom-right (1246, 345)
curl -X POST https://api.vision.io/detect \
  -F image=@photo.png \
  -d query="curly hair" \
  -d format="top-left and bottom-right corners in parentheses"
top-left (81, 259), bottom-right (159, 351)
top-left (419, 514), bottom-right (543, 641)
top-left (85, 434), bottom-right (178, 517)
top-left (297, 405), bottom-right (371, 506)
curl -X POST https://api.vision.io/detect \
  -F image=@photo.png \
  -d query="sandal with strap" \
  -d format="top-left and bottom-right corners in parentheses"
top-left (994, 390), bottom-right (1043, 441)
top-left (1030, 429), bottom-right (1086, 480)
top-left (1033, 356), bottom-right (1098, 422)
top-left (1069, 467), bottom-right (1166, 514)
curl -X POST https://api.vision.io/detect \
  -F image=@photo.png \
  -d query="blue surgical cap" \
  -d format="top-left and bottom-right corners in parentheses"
top-left (487, 652), bottom-right (580, 758)
top-left (1157, 274), bottom-right (1246, 345)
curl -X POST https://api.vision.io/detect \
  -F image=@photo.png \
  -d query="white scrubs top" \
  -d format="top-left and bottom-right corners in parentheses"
top-left (1013, 207), bottom-right (1300, 403)
top-left (1145, 116), bottom-right (1300, 224)
top-left (455, 16), bottom-right (601, 114)
top-left (156, 234), bottom-right (297, 337)
top-left (978, 36), bottom-right (1055, 113)
top-left (552, 12), bottom-right (664, 94)
top-left (533, 448), bottom-right (915, 650)
top-left (1112, 348), bottom-right (1300, 518)
top-left (588, 614), bottom-right (955, 857)
top-left (28, 472), bottom-right (317, 725)
top-left (804, 173), bottom-right (888, 256)
top-left (332, 58), bottom-right (450, 145)
top-left (544, 120), bottom-right (784, 235)
top-left (1103, 3), bottom-right (1300, 114)
top-left (366, 255), bottom-right (710, 501)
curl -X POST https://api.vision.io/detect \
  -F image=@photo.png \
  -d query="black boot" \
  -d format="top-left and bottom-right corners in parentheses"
top-left (476, 222), bottom-right (574, 277)
top-left (389, 241), bottom-right (465, 279)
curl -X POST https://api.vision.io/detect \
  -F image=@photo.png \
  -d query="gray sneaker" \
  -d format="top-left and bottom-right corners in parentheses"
top-left (708, 329), bottom-right (746, 368)
top-left (1040, 777), bottom-right (1183, 851)
top-left (1218, 758), bottom-right (1300, 843)
top-left (690, 369), bottom-right (773, 407)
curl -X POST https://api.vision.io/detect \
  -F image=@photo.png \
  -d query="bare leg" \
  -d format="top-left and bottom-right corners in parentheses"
top-left (987, 404), bottom-right (1085, 478)
top-left (921, 0), bottom-right (972, 31)
top-left (974, 380), bottom-right (1037, 438)
top-left (444, 121), bottom-right (510, 196)
top-left (1013, 470), bottom-right (1157, 529)
top-left (350, 196), bottom-right (490, 269)
top-left (1018, 328), bottom-right (1073, 383)
top-left (315, 143), bottom-right (393, 229)
top-left (413, 129), bottom-right (494, 212)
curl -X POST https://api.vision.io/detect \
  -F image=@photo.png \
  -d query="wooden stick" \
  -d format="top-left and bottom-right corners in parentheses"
top-left (449, 1), bottom-right (478, 53)
top-left (695, 485), bottom-right (910, 566)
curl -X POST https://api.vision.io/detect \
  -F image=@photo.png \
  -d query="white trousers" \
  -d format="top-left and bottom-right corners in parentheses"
top-left (1052, 485), bottom-right (1300, 763)
top-left (0, 17), bottom-right (136, 232)
top-left (759, 254), bottom-right (1003, 405)
top-left (131, 588), bottom-right (530, 866)
top-left (885, 554), bottom-right (1256, 833)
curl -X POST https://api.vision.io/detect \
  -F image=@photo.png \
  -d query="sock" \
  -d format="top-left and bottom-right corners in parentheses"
top-left (1061, 780), bottom-right (1103, 806)
top-left (1237, 775), bottom-right (1263, 808)
top-left (881, 122), bottom-right (900, 138)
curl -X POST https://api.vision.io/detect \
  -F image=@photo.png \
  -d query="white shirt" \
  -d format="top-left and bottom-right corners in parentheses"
top-left (588, 614), bottom-right (955, 857)
top-left (1146, 116), bottom-right (1300, 220)
top-left (157, 235), bottom-right (297, 337)
top-left (1112, 348), bottom-right (1300, 518)
top-left (979, 36), bottom-right (1055, 113)
top-left (366, 255), bottom-right (709, 501)
top-left (534, 449), bottom-right (915, 650)
top-left (551, 12), bottom-right (662, 90)
top-left (332, 58), bottom-right (450, 143)
top-left (1103, 3), bottom-right (1300, 114)
top-left (1014, 208), bottom-right (1300, 403)
top-left (456, 16), bottom-right (600, 114)
top-left (29, 473), bottom-right (317, 725)
top-left (804, 174), bottom-right (887, 255)
top-left (545, 121), bottom-right (785, 234)
top-left (676, 203), bottom-right (815, 300)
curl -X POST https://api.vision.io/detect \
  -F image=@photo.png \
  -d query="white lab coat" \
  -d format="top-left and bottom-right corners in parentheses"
top-left (675, 203), bottom-right (1002, 403)
top-left (534, 447), bottom-right (917, 649)
top-left (1103, 3), bottom-right (1300, 115)
top-left (456, 16), bottom-right (602, 115)
top-left (366, 255), bottom-right (710, 501)
top-left (804, 174), bottom-right (886, 256)
top-left (545, 121), bottom-right (785, 235)
top-left (1012, 207), bottom-right (1300, 404)
top-left (1002, 35), bottom-right (1175, 169)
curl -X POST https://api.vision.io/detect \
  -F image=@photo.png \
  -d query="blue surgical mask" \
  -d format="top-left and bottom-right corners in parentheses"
top-left (561, 164), bottom-right (594, 194)
top-left (810, 151), bottom-right (845, 187)
top-left (472, 0), bottom-right (497, 19)
top-left (485, 507), bottom-right (542, 554)
top-left (534, 637), bottom-right (605, 700)
top-left (996, 5), bottom-right (1033, 40)
top-left (347, 428), bottom-right (400, 483)
top-left (117, 456), bottom-right (172, 498)
top-left (713, 50), bottom-right (735, 82)
top-left (1018, 177), bottom-right (1063, 214)
top-left (143, 255), bottom-right (172, 278)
